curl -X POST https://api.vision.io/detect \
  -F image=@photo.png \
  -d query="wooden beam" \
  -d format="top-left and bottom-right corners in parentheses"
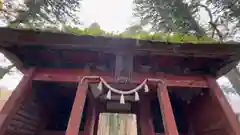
top-left (139, 97), bottom-right (155, 135)
top-left (89, 107), bottom-right (97, 135)
top-left (136, 111), bottom-right (141, 135)
top-left (0, 68), bottom-right (35, 135)
top-left (157, 83), bottom-right (179, 135)
top-left (33, 68), bottom-right (208, 88)
top-left (207, 77), bottom-right (240, 135)
top-left (93, 111), bottom-right (100, 135)
top-left (33, 68), bottom-right (113, 82)
top-left (133, 72), bottom-right (207, 88)
top-left (65, 81), bottom-right (88, 135)
top-left (84, 97), bottom-right (97, 135)
top-left (88, 88), bottom-right (99, 135)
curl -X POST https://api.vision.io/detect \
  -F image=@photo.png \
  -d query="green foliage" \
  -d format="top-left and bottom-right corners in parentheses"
top-left (63, 26), bottom-right (216, 43)
top-left (166, 33), bottom-right (216, 43)
top-left (133, 0), bottom-right (206, 36)
top-left (205, 0), bottom-right (240, 22)
top-left (2, 0), bottom-right (81, 25)
top-left (204, 0), bottom-right (240, 39)
top-left (133, 0), bottom-right (240, 41)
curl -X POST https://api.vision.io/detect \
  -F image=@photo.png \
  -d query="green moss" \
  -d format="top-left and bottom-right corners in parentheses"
top-left (7, 24), bottom-right (217, 44)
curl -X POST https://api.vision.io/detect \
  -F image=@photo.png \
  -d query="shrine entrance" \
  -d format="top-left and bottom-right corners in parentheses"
top-left (24, 78), bottom-right (237, 135)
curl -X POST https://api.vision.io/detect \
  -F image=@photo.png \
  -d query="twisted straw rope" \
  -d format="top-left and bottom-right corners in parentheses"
top-left (80, 76), bottom-right (164, 95)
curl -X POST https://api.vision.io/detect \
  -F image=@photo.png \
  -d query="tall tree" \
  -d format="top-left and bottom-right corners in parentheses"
top-left (1, 0), bottom-right (81, 27)
top-left (134, 0), bottom-right (206, 36)
top-left (203, 0), bottom-right (240, 41)
top-left (133, 0), bottom-right (238, 41)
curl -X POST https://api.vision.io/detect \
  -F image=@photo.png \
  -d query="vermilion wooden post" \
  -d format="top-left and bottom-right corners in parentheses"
top-left (207, 77), bottom-right (240, 135)
top-left (157, 83), bottom-right (179, 135)
top-left (65, 81), bottom-right (88, 135)
top-left (0, 68), bottom-right (35, 135)
top-left (89, 107), bottom-right (97, 135)
top-left (139, 97), bottom-right (155, 135)
top-left (84, 100), bottom-right (97, 135)
top-left (93, 111), bottom-right (100, 135)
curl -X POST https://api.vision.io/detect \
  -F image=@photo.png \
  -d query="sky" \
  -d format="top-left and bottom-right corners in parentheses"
top-left (78, 0), bottom-right (211, 32)
top-left (79, 0), bottom-right (135, 32)
top-left (0, 53), bottom-right (23, 90)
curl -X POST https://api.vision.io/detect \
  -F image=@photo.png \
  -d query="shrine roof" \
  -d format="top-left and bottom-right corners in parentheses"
top-left (0, 27), bottom-right (240, 76)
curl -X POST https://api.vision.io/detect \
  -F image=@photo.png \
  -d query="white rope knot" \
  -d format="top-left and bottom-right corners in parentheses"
top-left (80, 76), bottom-right (164, 104)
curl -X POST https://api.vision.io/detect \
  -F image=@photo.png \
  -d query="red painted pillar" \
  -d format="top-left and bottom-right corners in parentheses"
top-left (93, 110), bottom-right (100, 135)
top-left (139, 97), bottom-right (155, 135)
top-left (84, 101), bottom-right (97, 135)
top-left (157, 83), bottom-right (179, 135)
top-left (207, 77), bottom-right (240, 135)
top-left (0, 68), bottom-right (35, 135)
top-left (65, 81), bottom-right (88, 135)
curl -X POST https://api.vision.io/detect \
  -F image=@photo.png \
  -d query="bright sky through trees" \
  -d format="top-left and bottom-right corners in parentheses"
top-left (80, 0), bottom-right (135, 32)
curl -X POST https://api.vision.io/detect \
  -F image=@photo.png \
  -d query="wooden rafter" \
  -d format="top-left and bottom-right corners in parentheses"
top-left (157, 83), bottom-right (179, 135)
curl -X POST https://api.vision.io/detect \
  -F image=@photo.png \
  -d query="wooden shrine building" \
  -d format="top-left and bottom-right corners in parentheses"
top-left (0, 28), bottom-right (240, 135)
